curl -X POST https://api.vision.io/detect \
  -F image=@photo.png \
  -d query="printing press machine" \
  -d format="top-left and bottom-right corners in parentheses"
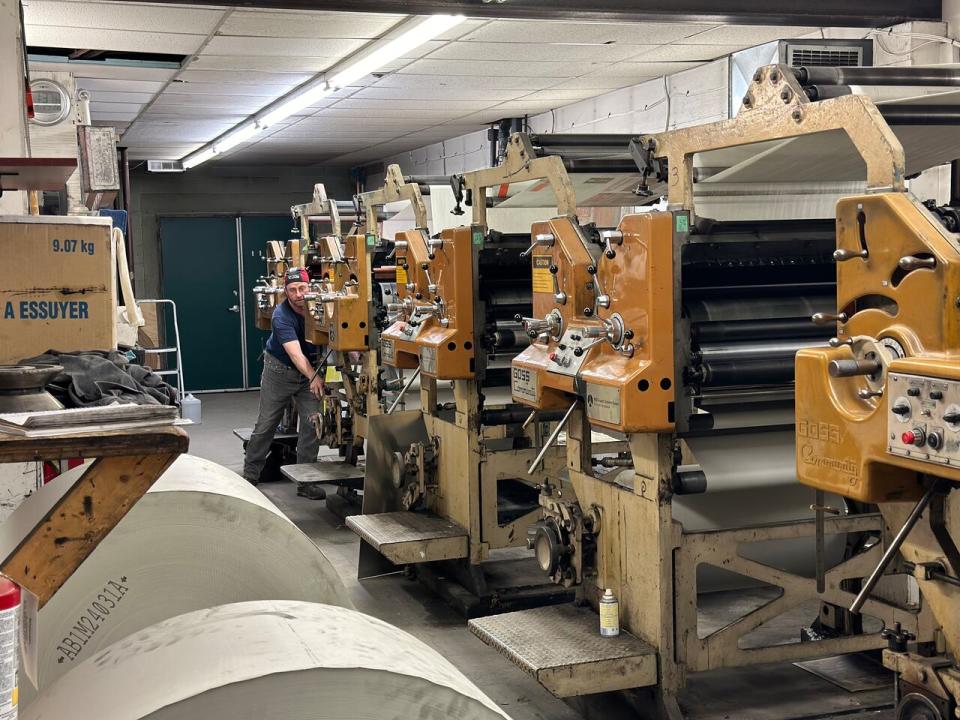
top-left (462, 64), bottom-right (960, 718)
top-left (345, 153), bottom-right (637, 614)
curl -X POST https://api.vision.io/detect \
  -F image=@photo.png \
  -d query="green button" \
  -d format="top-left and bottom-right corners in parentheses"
top-left (675, 214), bottom-right (689, 233)
top-left (365, 233), bottom-right (376, 247)
top-left (472, 230), bottom-right (483, 246)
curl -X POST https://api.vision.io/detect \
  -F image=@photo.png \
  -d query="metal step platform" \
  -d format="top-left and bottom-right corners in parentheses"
top-left (346, 511), bottom-right (469, 565)
top-left (469, 604), bottom-right (657, 697)
top-left (280, 461), bottom-right (364, 486)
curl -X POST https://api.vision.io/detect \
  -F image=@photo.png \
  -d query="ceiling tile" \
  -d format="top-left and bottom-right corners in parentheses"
top-left (177, 68), bottom-right (314, 86)
top-left (354, 86), bottom-right (522, 102)
top-left (630, 43), bottom-right (748, 62)
top-left (90, 101), bottom-right (144, 113)
top-left (591, 61), bottom-right (702, 78)
top-left (427, 41), bottom-right (651, 63)
top-left (330, 98), bottom-right (493, 112)
top-left (203, 36), bottom-right (367, 58)
top-left (219, 10), bottom-right (401, 39)
top-left (188, 55), bottom-right (336, 73)
top-left (37, 63), bottom-right (178, 82)
top-left (25, 25), bottom-right (206, 55)
top-left (397, 59), bottom-right (576, 78)
top-left (150, 93), bottom-right (269, 112)
top-left (373, 73), bottom-right (558, 91)
top-left (90, 110), bottom-right (140, 121)
top-left (678, 25), bottom-right (819, 45)
top-left (165, 79), bottom-right (295, 98)
top-left (78, 90), bottom-right (155, 104)
top-left (23, 1), bottom-right (224, 34)
top-left (459, 19), bottom-right (714, 45)
top-left (75, 78), bottom-right (167, 93)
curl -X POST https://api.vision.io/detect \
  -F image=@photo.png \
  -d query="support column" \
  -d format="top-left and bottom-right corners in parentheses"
top-left (0, 0), bottom-right (28, 214)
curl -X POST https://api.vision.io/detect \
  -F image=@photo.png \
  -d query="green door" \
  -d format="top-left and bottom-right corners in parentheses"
top-left (160, 216), bottom-right (244, 391)
top-left (240, 215), bottom-right (296, 388)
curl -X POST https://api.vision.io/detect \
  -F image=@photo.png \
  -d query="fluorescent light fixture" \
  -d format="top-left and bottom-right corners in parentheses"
top-left (215, 122), bottom-right (261, 153)
top-left (329, 14), bottom-right (466, 89)
top-left (259, 81), bottom-right (331, 128)
top-left (182, 146), bottom-right (216, 169)
top-left (176, 13), bottom-right (466, 170)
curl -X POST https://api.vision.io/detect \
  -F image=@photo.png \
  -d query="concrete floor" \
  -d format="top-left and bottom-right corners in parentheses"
top-left (187, 391), bottom-right (896, 720)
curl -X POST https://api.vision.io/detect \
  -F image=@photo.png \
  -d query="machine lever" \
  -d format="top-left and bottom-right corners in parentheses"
top-left (858, 388), bottom-right (883, 399)
top-left (600, 230), bottom-right (624, 259)
top-left (828, 358), bottom-right (881, 378)
top-left (386, 367), bottom-right (421, 415)
top-left (587, 265), bottom-right (611, 310)
top-left (898, 255), bottom-right (937, 271)
top-left (386, 239), bottom-right (407, 260)
top-left (812, 312), bottom-right (849, 325)
top-left (850, 481), bottom-right (943, 614)
top-left (549, 264), bottom-right (567, 305)
top-left (520, 233), bottom-right (555, 258)
top-left (829, 337), bottom-right (853, 347)
top-left (527, 400), bottom-right (578, 475)
top-left (833, 248), bottom-right (869, 261)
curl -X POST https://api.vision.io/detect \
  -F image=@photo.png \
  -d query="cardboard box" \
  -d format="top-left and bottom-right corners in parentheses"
top-left (0, 215), bottom-right (116, 363)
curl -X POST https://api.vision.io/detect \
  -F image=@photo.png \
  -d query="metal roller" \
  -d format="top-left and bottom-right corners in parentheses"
top-left (700, 357), bottom-right (795, 387)
top-left (693, 318), bottom-right (829, 343)
top-left (793, 65), bottom-right (960, 87)
top-left (698, 338), bottom-right (827, 362)
top-left (685, 295), bottom-right (835, 323)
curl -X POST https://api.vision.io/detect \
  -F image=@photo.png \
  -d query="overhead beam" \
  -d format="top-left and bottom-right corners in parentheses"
top-left (96, 0), bottom-right (940, 27)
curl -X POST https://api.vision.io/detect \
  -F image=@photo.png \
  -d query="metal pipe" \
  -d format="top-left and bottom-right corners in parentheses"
top-left (481, 407), bottom-right (567, 425)
top-left (562, 159), bottom-right (639, 173)
top-left (698, 338), bottom-right (826, 362)
top-left (693, 318), bottom-right (829, 343)
top-left (119, 146), bottom-right (134, 289)
top-left (386, 367), bottom-right (420, 415)
top-left (527, 400), bottom-right (578, 475)
top-left (530, 134), bottom-right (637, 147)
top-left (880, 105), bottom-right (960, 125)
top-left (850, 482), bottom-right (940, 614)
top-left (829, 358), bottom-right (881, 378)
top-left (699, 357), bottom-right (794, 387)
top-left (794, 66), bottom-right (960, 87)
top-left (804, 84), bottom-right (853, 101)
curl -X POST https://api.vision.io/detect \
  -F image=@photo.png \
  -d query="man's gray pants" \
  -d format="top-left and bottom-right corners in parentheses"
top-left (243, 353), bottom-right (321, 483)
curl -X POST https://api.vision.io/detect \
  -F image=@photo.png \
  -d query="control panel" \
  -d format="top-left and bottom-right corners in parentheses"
top-left (390, 306), bottom-right (435, 343)
top-left (545, 327), bottom-right (601, 378)
top-left (887, 372), bottom-right (960, 466)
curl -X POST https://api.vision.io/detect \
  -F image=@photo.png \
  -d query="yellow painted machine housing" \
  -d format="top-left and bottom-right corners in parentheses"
top-left (254, 239), bottom-right (300, 331)
top-left (381, 227), bottom-right (476, 379)
top-left (511, 212), bottom-right (676, 433)
top-left (796, 193), bottom-right (960, 502)
top-left (320, 234), bottom-right (371, 353)
top-left (380, 228), bottom-right (428, 370)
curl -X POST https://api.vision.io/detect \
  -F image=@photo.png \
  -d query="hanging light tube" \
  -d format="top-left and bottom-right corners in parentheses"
top-left (178, 14), bottom-right (466, 170)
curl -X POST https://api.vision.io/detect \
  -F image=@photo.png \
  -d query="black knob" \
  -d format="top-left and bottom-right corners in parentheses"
top-left (881, 622), bottom-right (915, 653)
top-left (930, 390), bottom-right (944, 400)
top-left (584, 308), bottom-right (593, 317)
top-left (415, 293), bottom-right (422, 300)
top-left (570, 334), bottom-right (581, 341)
top-left (587, 265), bottom-right (597, 275)
top-left (402, 263), bottom-right (409, 270)
top-left (943, 412), bottom-right (960, 424)
top-left (605, 249), bottom-right (616, 259)
top-left (624, 329), bottom-right (634, 340)
top-left (421, 262), bottom-right (429, 269)
top-left (892, 402), bottom-right (911, 416)
top-left (574, 348), bottom-right (584, 357)
top-left (928, 432), bottom-right (943, 450)
top-left (907, 387), bottom-right (920, 397)
top-left (549, 264), bottom-right (558, 274)
top-left (558, 344), bottom-right (567, 350)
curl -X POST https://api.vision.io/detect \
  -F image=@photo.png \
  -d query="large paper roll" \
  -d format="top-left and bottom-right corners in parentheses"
top-left (25, 600), bottom-right (511, 720)
top-left (19, 455), bottom-right (351, 704)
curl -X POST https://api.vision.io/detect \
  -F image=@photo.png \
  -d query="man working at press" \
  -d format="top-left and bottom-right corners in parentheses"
top-left (243, 267), bottom-right (324, 484)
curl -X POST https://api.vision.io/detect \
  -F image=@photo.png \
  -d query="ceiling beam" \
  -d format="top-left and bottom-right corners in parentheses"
top-left (91, 0), bottom-right (940, 28)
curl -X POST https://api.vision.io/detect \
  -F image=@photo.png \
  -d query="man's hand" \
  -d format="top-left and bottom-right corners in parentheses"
top-left (310, 375), bottom-right (325, 398)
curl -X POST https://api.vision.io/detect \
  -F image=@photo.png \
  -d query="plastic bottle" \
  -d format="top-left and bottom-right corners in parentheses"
top-left (599, 588), bottom-right (620, 637)
top-left (0, 578), bottom-right (20, 720)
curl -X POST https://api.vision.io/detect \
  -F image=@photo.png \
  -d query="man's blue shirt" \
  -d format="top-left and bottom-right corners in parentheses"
top-left (265, 300), bottom-right (318, 368)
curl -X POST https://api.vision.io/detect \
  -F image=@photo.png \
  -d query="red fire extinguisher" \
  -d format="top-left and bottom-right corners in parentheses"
top-left (0, 578), bottom-right (20, 720)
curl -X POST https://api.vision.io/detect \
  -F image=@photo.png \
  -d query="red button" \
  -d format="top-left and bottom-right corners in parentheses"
top-left (902, 431), bottom-right (916, 445)
top-left (549, 352), bottom-right (559, 362)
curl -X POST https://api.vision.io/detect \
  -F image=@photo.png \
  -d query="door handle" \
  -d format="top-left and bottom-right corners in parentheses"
top-left (228, 305), bottom-right (240, 312)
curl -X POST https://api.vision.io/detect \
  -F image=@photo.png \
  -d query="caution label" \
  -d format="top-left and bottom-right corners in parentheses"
top-left (532, 255), bottom-right (553, 294)
top-left (382, 339), bottom-right (395, 363)
top-left (396, 265), bottom-right (408, 285)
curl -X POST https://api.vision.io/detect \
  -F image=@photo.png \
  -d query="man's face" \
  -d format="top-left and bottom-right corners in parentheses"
top-left (285, 281), bottom-right (309, 314)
